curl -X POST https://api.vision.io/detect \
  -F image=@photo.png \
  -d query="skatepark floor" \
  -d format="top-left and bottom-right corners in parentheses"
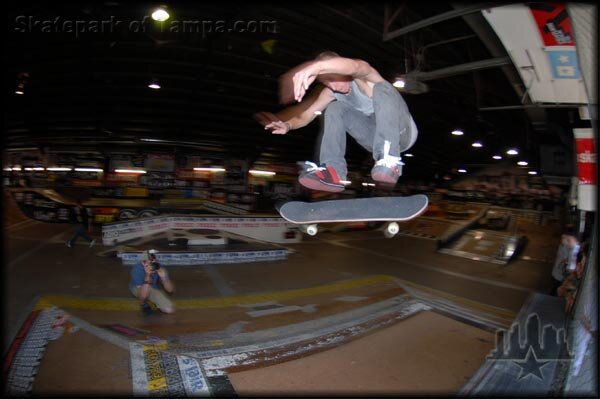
top-left (3, 195), bottom-right (561, 396)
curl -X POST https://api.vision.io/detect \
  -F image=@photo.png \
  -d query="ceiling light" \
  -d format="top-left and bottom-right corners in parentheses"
top-left (404, 153), bottom-right (414, 157)
top-left (528, 171), bottom-right (538, 175)
top-left (74, 168), bottom-right (104, 172)
top-left (458, 169), bottom-right (467, 173)
top-left (340, 180), bottom-right (351, 185)
top-left (3, 167), bottom-right (12, 171)
top-left (12, 167), bottom-right (22, 171)
top-left (151, 8), bottom-right (170, 22)
top-left (148, 80), bottom-right (161, 89)
top-left (472, 142), bottom-right (483, 148)
top-left (506, 149), bottom-right (519, 155)
top-left (517, 161), bottom-right (528, 166)
top-left (393, 79), bottom-right (406, 88)
top-left (492, 155), bottom-right (502, 160)
top-left (393, 75), bottom-right (428, 93)
top-left (15, 90), bottom-right (24, 95)
top-left (451, 130), bottom-right (464, 136)
top-left (115, 169), bottom-right (147, 174)
top-left (249, 170), bottom-right (275, 176)
top-left (47, 167), bottom-right (72, 171)
top-left (193, 167), bottom-right (226, 172)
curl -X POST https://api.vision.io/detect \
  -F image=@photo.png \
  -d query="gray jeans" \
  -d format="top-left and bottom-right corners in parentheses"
top-left (317, 81), bottom-right (417, 180)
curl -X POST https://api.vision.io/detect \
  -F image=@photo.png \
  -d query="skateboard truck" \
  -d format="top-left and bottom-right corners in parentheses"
top-left (298, 221), bottom-right (398, 238)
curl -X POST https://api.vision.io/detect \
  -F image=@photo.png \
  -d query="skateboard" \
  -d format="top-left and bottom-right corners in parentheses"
top-left (277, 194), bottom-right (428, 237)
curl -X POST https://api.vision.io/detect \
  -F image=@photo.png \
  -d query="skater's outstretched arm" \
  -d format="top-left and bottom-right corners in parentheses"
top-left (254, 85), bottom-right (334, 135)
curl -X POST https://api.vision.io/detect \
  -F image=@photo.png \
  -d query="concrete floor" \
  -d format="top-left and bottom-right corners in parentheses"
top-left (3, 192), bottom-right (561, 395)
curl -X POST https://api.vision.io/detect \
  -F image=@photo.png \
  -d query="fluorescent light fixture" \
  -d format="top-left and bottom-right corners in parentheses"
top-left (506, 149), bottom-right (519, 155)
top-left (15, 90), bottom-right (24, 95)
top-left (141, 138), bottom-right (163, 142)
top-left (517, 161), bottom-right (528, 166)
top-left (528, 171), bottom-right (538, 175)
top-left (193, 167), bottom-right (226, 172)
top-left (492, 155), bottom-right (502, 160)
top-left (249, 170), bottom-right (275, 176)
top-left (451, 130), bottom-right (464, 136)
top-left (74, 168), bottom-right (104, 172)
top-left (472, 142), bottom-right (483, 148)
top-left (151, 8), bottom-right (170, 21)
top-left (12, 167), bottom-right (22, 171)
top-left (31, 167), bottom-right (45, 171)
top-left (3, 167), bottom-right (12, 171)
top-left (362, 182), bottom-right (376, 187)
top-left (404, 153), bottom-right (414, 157)
top-left (340, 180), bottom-right (351, 185)
top-left (47, 167), bottom-right (72, 171)
top-left (458, 169), bottom-right (467, 173)
top-left (115, 169), bottom-right (147, 174)
top-left (24, 167), bottom-right (33, 171)
top-left (314, 110), bottom-right (322, 115)
top-left (393, 79), bottom-right (406, 88)
top-left (148, 81), bottom-right (161, 89)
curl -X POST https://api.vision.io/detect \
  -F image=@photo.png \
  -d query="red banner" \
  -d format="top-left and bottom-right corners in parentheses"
top-left (529, 2), bottom-right (575, 46)
top-left (575, 136), bottom-right (596, 185)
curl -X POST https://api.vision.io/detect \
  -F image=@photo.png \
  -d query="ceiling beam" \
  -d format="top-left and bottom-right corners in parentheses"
top-left (383, 2), bottom-right (508, 41)
top-left (408, 56), bottom-right (511, 81)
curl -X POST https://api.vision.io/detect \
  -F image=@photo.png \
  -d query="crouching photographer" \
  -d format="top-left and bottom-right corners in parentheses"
top-left (129, 249), bottom-right (175, 315)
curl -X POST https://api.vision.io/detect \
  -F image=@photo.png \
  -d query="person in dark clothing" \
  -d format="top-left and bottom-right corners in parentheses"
top-left (66, 199), bottom-right (95, 248)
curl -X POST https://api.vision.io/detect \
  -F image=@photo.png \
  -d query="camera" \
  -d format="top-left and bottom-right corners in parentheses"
top-left (149, 253), bottom-right (160, 270)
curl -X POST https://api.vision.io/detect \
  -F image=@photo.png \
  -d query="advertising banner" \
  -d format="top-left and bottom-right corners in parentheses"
top-left (482, 3), bottom-right (587, 104)
top-left (573, 128), bottom-right (596, 211)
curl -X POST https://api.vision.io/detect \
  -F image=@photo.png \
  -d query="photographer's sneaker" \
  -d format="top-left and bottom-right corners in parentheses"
top-left (298, 161), bottom-right (344, 192)
top-left (89, 239), bottom-right (96, 248)
top-left (371, 141), bottom-right (404, 185)
top-left (141, 303), bottom-right (154, 316)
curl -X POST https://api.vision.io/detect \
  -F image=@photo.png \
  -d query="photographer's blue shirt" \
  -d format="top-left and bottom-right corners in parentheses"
top-left (129, 262), bottom-right (160, 290)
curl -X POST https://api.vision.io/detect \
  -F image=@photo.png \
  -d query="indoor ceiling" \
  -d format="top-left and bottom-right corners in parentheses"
top-left (5, 1), bottom-right (582, 180)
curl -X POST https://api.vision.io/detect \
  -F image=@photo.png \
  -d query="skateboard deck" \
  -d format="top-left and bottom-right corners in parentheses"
top-left (277, 194), bottom-right (428, 224)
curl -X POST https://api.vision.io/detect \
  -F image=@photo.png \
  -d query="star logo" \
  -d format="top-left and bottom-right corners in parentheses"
top-left (513, 347), bottom-right (550, 380)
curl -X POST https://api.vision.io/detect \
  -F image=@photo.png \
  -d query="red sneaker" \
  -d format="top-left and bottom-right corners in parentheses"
top-left (298, 161), bottom-right (345, 192)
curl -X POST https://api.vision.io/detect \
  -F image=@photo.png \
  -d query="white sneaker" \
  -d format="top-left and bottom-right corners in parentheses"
top-left (371, 141), bottom-right (404, 184)
top-left (89, 239), bottom-right (96, 248)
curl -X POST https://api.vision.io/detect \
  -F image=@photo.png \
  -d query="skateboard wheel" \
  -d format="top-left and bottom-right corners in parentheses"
top-left (304, 224), bottom-right (318, 236)
top-left (386, 222), bottom-right (399, 236)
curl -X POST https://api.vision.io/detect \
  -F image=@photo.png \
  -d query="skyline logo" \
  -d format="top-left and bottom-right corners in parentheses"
top-left (487, 313), bottom-right (573, 381)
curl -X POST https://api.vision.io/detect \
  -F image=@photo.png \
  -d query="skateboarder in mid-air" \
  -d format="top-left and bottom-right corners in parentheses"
top-left (255, 51), bottom-right (418, 192)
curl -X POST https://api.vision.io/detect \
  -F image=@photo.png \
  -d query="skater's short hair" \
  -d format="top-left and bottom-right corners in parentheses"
top-left (314, 51), bottom-right (340, 61)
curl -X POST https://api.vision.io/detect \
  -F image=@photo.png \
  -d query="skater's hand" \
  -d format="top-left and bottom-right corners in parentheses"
top-left (277, 60), bottom-right (317, 104)
top-left (254, 112), bottom-right (290, 135)
top-left (265, 120), bottom-right (291, 135)
top-left (292, 63), bottom-right (319, 102)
